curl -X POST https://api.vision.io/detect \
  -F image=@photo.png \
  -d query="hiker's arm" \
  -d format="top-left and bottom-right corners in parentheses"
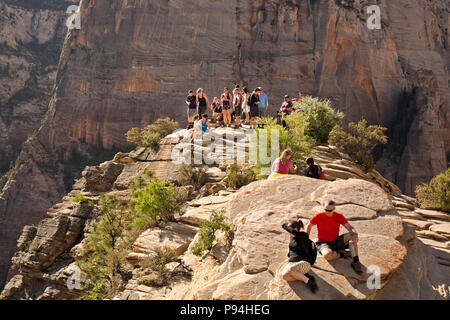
top-left (344, 223), bottom-right (358, 239)
top-left (306, 222), bottom-right (314, 236)
top-left (282, 224), bottom-right (307, 238)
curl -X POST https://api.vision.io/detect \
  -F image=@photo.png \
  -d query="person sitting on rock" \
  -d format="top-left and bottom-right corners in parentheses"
top-left (281, 220), bottom-right (319, 293)
top-left (306, 200), bottom-right (363, 274)
top-left (190, 115), bottom-right (202, 140)
top-left (304, 158), bottom-right (323, 180)
top-left (211, 97), bottom-right (223, 123)
top-left (268, 149), bottom-right (297, 180)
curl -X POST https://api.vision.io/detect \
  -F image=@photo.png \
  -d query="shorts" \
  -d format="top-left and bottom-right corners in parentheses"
top-left (223, 104), bottom-right (231, 111)
top-left (268, 172), bottom-right (287, 180)
top-left (316, 234), bottom-right (348, 253)
top-left (281, 261), bottom-right (312, 276)
top-left (187, 108), bottom-right (197, 118)
top-left (235, 105), bottom-right (242, 117)
top-left (197, 105), bottom-right (207, 116)
top-left (250, 105), bottom-right (259, 118)
top-left (258, 108), bottom-right (267, 117)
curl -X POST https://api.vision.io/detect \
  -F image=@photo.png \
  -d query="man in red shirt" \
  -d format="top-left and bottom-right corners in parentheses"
top-left (306, 200), bottom-right (363, 274)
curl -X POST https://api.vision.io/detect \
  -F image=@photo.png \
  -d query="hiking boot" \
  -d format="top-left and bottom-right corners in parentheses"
top-left (351, 261), bottom-right (363, 274)
top-left (305, 274), bottom-right (318, 294)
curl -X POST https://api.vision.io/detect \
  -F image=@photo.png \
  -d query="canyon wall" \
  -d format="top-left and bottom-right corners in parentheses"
top-left (0, 0), bottom-right (73, 176)
top-left (0, 0), bottom-right (448, 288)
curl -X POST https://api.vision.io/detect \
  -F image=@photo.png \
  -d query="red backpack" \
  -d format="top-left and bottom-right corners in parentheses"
top-left (318, 166), bottom-right (325, 179)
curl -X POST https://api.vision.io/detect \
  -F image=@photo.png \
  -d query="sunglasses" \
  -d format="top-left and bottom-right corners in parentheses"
top-left (325, 209), bottom-right (334, 212)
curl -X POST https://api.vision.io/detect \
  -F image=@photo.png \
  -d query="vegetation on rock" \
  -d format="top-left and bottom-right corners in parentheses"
top-left (78, 175), bottom-right (187, 299)
top-left (255, 117), bottom-right (314, 176)
top-left (296, 94), bottom-right (344, 144)
top-left (132, 179), bottom-right (185, 230)
top-left (227, 163), bottom-right (257, 189)
top-left (177, 164), bottom-right (208, 190)
top-left (416, 168), bottom-right (450, 213)
top-left (138, 247), bottom-right (178, 287)
top-left (78, 194), bottom-right (133, 300)
top-left (329, 119), bottom-right (388, 170)
top-left (192, 210), bottom-right (230, 257)
top-left (126, 118), bottom-right (178, 148)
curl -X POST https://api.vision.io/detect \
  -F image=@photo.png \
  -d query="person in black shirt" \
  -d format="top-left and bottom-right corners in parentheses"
top-left (304, 158), bottom-right (322, 179)
top-left (186, 90), bottom-right (197, 129)
top-left (281, 220), bottom-right (318, 293)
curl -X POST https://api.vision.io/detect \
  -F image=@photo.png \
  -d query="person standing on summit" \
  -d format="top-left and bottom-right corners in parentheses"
top-left (186, 90), bottom-right (197, 129)
top-left (306, 200), bottom-right (363, 274)
top-left (196, 88), bottom-right (209, 118)
top-left (258, 87), bottom-right (269, 118)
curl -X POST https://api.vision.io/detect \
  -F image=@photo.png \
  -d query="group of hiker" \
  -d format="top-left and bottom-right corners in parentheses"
top-left (186, 86), bottom-right (300, 130)
top-left (186, 87), bottom-right (363, 295)
top-left (281, 199), bottom-right (362, 293)
top-left (269, 149), bottom-right (363, 294)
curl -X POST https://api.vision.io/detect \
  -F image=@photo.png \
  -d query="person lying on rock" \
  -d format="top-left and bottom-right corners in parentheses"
top-left (281, 220), bottom-right (319, 293)
top-left (306, 200), bottom-right (363, 274)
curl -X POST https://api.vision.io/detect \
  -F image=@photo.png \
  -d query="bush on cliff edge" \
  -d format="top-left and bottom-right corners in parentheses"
top-left (416, 168), bottom-right (450, 213)
top-left (329, 119), bottom-right (388, 170)
top-left (126, 117), bottom-right (178, 148)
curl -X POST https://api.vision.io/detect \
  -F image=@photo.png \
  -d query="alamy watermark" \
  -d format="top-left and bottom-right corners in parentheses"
top-left (171, 129), bottom-right (279, 175)
top-left (367, 5), bottom-right (381, 30)
top-left (66, 5), bottom-right (81, 30)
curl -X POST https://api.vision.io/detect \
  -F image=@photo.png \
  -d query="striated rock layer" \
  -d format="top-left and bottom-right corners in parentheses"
top-left (0, 0), bottom-right (448, 288)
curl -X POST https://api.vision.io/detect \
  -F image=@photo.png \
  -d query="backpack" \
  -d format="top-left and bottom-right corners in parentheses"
top-left (318, 166), bottom-right (325, 179)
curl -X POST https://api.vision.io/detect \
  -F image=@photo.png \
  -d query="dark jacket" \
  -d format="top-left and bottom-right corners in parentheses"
top-left (282, 224), bottom-right (317, 265)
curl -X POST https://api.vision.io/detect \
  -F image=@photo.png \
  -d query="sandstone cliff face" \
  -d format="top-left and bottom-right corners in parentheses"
top-left (1, 127), bottom-right (448, 300)
top-left (0, 0), bottom-right (72, 175)
top-left (0, 0), bottom-right (76, 288)
top-left (0, 0), bottom-right (448, 289)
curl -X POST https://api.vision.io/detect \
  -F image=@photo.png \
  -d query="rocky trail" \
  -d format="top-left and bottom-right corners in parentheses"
top-left (1, 125), bottom-right (448, 300)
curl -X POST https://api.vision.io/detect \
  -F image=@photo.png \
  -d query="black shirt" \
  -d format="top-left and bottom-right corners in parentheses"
top-left (187, 95), bottom-right (196, 109)
top-left (282, 224), bottom-right (317, 265)
top-left (304, 165), bottom-right (321, 179)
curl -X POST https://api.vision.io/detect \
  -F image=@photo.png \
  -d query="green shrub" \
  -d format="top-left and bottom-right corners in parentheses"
top-left (255, 115), bottom-right (314, 176)
top-left (73, 192), bottom-right (88, 204)
top-left (138, 247), bottom-right (178, 287)
top-left (129, 169), bottom-right (155, 195)
top-left (416, 169), bottom-right (450, 213)
top-left (227, 163), bottom-right (257, 189)
top-left (296, 95), bottom-right (344, 143)
top-left (192, 210), bottom-right (230, 257)
top-left (132, 178), bottom-right (183, 229)
top-left (78, 194), bottom-right (133, 300)
top-left (126, 118), bottom-right (178, 148)
top-left (329, 119), bottom-right (388, 170)
top-left (177, 164), bottom-right (208, 189)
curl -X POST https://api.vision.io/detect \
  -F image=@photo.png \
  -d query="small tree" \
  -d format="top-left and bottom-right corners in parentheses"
top-left (192, 210), bottom-right (230, 257)
top-left (126, 118), bottom-right (178, 148)
top-left (416, 168), bottom-right (450, 212)
top-left (132, 178), bottom-right (183, 229)
top-left (297, 95), bottom-right (344, 143)
top-left (329, 119), bottom-right (388, 170)
top-left (78, 194), bottom-right (132, 300)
